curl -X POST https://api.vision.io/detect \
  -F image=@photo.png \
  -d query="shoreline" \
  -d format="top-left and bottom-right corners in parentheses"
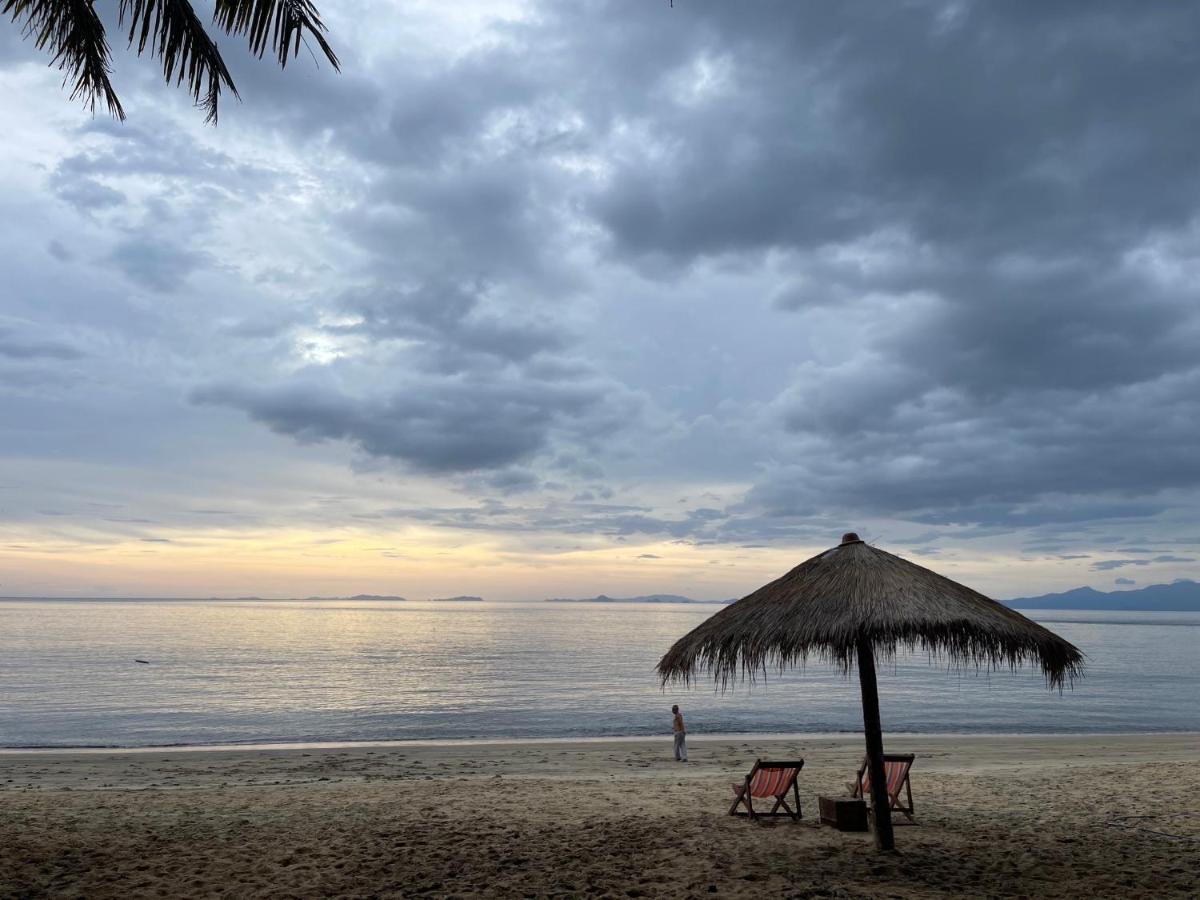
top-left (2, 732), bottom-right (1195, 769)
top-left (3, 728), bottom-right (1197, 755)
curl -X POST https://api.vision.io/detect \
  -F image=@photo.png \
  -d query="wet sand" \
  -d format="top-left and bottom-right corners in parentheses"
top-left (2, 733), bottom-right (1197, 898)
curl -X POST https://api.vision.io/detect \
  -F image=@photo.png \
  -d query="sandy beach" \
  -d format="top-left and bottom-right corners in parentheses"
top-left (1, 733), bottom-right (1197, 898)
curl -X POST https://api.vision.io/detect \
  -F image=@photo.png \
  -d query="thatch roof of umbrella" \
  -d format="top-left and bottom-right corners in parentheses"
top-left (658, 534), bottom-right (1083, 689)
top-left (657, 533), bottom-right (1084, 851)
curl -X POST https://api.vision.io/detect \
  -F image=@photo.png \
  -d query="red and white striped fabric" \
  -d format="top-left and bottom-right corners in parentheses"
top-left (746, 766), bottom-right (798, 798)
top-left (860, 759), bottom-right (910, 797)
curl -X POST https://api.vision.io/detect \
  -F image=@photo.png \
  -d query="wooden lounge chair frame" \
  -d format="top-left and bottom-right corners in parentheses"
top-left (850, 753), bottom-right (916, 824)
top-left (729, 759), bottom-right (804, 822)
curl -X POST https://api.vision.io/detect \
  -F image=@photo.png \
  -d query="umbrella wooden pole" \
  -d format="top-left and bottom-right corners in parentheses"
top-left (856, 635), bottom-right (895, 851)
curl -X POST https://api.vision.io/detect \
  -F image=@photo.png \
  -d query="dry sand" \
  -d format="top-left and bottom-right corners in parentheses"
top-left (2, 733), bottom-right (1197, 898)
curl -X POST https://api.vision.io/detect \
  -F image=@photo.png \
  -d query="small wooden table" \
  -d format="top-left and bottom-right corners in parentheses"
top-left (818, 795), bottom-right (869, 831)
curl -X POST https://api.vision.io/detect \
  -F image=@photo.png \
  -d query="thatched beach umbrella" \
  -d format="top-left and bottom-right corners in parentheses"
top-left (657, 532), bottom-right (1083, 851)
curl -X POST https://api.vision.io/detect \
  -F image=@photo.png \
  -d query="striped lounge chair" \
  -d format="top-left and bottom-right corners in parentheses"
top-left (850, 753), bottom-right (916, 823)
top-left (728, 759), bottom-right (804, 822)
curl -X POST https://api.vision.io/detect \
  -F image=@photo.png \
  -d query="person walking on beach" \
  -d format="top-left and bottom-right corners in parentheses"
top-left (671, 704), bottom-right (688, 762)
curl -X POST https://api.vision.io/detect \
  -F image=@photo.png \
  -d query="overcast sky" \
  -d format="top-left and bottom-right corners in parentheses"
top-left (1, 0), bottom-right (1198, 600)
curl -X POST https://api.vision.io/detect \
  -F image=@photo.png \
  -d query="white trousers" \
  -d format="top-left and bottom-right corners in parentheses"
top-left (673, 732), bottom-right (688, 761)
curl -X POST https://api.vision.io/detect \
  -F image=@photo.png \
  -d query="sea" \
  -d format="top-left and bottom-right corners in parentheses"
top-left (1, 599), bottom-right (1196, 748)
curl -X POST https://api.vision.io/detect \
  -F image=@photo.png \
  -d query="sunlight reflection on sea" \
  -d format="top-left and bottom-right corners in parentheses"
top-left (0, 600), bottom-right (1195, 747)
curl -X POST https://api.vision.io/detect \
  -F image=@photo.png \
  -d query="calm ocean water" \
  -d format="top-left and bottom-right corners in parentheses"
top-left (0, 600), bottom-right (1196, 748)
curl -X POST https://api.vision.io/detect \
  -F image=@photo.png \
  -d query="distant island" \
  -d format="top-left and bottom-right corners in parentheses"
top-left (1007, 580), bottom-right (1200, 612)
top-left (545, 593), bottom-right (736, 605)
top-left (302, 594), bottom-right (408, 602)
top-left (429, 596), bottom-right (484, 602)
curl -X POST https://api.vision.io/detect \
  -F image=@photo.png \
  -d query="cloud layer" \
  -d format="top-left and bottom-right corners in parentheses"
top-left (2, 0), bottom-right (1200, 596)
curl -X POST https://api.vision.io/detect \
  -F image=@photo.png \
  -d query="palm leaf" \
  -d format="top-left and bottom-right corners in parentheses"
top-left (119, 0), bottom-right (239, 124)
top-left (213, 0), bottom-right (340, 71)
top-left (3, 0), bottom-right (125, 119)
top-left (5, 0), bottom-right (337, 123)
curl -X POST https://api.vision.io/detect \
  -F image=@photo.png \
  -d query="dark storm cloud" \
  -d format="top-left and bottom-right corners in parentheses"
top-left (590, 2), bottom-right (1200, 261)
top-left (0, 324), bottom-right (83, 360)
top-left (346, 50), bottom-right (537, 168)
top-left (184, 9), bottom-right (632, 481)
top-left (193, 365), bottom-right (620, 474)
top-left (341, 163), bottom-right (561, 282)
top-left (481, 468), bottom-right (541, 494)
top-left (1090, 554), bottom-right (1195, 571)
top-left (348, 499), bottom-right (744, 545)
top-left (1092, 559), bottom-right (1149, 571)
top-left (8, 0), bottom-right (1200, 559)
top-left (108, 239), bottom-right (211, 292)
top-left (554, 0), bottom-right (1200, 531)
top-left (763, 363), bottom-right (1200, 525)
top-left (275, 0), bottom-right (1200, 537)
top-left (330, 281), bottom-right (566, 368)
top-left (48, 176), bottom-right (126, 212)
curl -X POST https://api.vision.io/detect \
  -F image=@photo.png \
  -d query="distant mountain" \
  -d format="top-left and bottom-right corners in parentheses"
top-left (1007, 580), bottom-right (1200, 611)
top-left (545, 593), bottom-right (735, 604)
top-left (429, 595), bottom-right (484, 602)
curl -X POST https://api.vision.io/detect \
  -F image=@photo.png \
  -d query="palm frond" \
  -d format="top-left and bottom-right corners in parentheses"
top-left (6, 0), bottom-right (338, 123)
top-left (119, 0), bottom-right (239, 124)
top-left (3, 0), bottom-right (125, 119)
top-left (213, 0), bottom-right (340, 71)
